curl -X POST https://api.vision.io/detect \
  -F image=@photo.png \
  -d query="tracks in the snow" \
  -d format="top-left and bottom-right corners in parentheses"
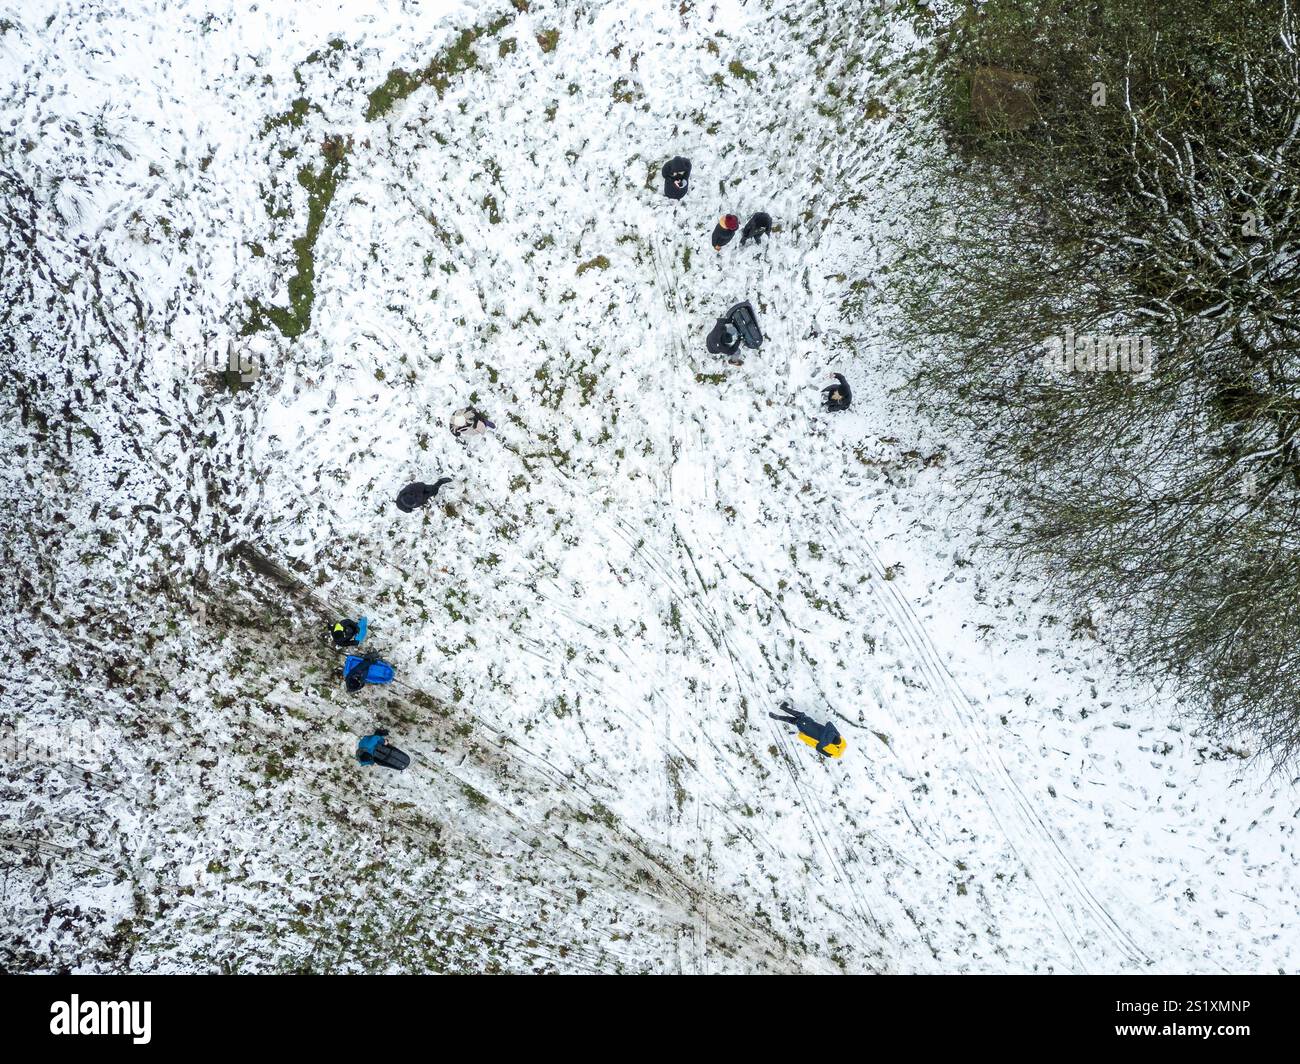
top-left (817, 504), bottom-right (1153, 971)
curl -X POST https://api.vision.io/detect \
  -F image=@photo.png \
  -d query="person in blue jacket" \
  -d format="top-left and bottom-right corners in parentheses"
top-left (769, 701), bottom-right (847, 758)
top-left (331, 616), bottom-right (368, 649)
top-left (357, 729), bottom-right (390, 765)
top-left (356, 729), bottom-right (410, 770)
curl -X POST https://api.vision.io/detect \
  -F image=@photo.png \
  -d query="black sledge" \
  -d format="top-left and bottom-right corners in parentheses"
top-left (724, 301), bottom-right (763, 350)
top-left (371, 743), bottom-right (411, 771)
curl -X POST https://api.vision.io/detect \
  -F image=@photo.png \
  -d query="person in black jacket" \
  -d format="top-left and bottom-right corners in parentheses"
top-left (706, 319), bottom-right (741, 358)
top-left (712, 214), bottom-right (740, 251)
top-left (345, 654), bottom-right (379, 693)
top-left (822, 373), bottom-right (852, 412)
top-left (770, 701), bottom-right (846, 758)
top-left (330, 617), bottom-right (368, 649)
top-left (740, 211), bottom-right (772, 246)
top-left (662, 156), bottom-right (691, 200)
top-left (396, 477), bottom-right (452, 513)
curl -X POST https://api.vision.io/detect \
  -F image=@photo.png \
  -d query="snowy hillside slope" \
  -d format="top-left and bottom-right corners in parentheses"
top-left (2, 0), bottom-right (1297, 973)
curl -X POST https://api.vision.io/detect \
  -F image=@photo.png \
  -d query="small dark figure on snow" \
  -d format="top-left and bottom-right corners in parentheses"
top-left (330, 616), bottom-right (368, 649)
top-left (712, 214), bottom-right (740, 251)
top-left (706, 319), bottom-right (742, 358)
top-left (450, 407), bottom-right (495, 440)
top-left (356, 728), bottom-right (411, 771)
top-left (706, 301), bottom-right (764, 362)
top-left (396, 477), bottom-right (452, 513)
top-left (740, 212), bottom-right (772, 246)
top-left (662, 156), bottom-right (691, 199)
top-left (770, 701), bottom-right (846, 758)
top-left (822, 373), bottom-right (852, 412)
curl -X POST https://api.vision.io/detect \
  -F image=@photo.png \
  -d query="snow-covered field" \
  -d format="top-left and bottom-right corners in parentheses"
top-left (2, 0), bottom-right (1297, 973)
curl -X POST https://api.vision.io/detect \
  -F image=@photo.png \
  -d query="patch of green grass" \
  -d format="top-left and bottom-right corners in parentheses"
top-left (576, 254), bottom-right (609, 275)
top-left (728, 59), bottom-right (758, 83)
top-left (246, 136), bottom-right (350, 338)
top-left (262, 96), bottom-right (313, 135)
top-left (365, 15), bottom-right (512, 120)
top-left (536, 29), bottom-right (560, 53)
top-left (668, 602), bottom-right (683, 634)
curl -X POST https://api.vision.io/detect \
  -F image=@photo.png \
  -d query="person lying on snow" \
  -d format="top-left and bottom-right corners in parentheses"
top-left (330, 616), bottom-right (368, 649)
top-left (356, 729), bottom-right (409, 771)
top-left (770, 701), bottom-right (847, 758)
top-left (712, 214), bottom-right (740, 251)
top-left (822, 373), bottom-right (852, 412)
top-left (740, 211), bottom-right (772, 246)
top-left (450, 407), bottom-right (495, 440)
top-left (662, 156), bottom-right (691, 199)
top-left (396, 477), bottom-right (452, 513)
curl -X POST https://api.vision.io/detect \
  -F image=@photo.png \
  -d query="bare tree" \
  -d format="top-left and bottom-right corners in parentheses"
top-left (888, 0), bottom-right (1300, 763)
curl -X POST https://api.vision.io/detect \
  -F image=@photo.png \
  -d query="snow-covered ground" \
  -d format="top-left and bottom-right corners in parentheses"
top-left (2, 0), bottom-right (1297, 973)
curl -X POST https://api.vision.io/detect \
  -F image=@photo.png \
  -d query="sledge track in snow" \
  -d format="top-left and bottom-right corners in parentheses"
top-left (230, 541), bottom-right (811, 971)
top-left (647, 212), bottom-right (889, 967)
top-left (817, 503), bottom-right (1153, 971)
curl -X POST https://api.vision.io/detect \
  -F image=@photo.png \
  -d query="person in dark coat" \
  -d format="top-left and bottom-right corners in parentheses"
top-left (396, 477), bottom-right (452, 513)
top-left (346, 653), bottom-right (377, 693)
top-left (740, 212), bottom-right (772, 246)
top-left (769, 701), bottom-right (846, 758)
top-left (822, 373), bottom-right (852, 412)
top-left (711, 214), bottom-right (740, 251)
top-left (706, 319), bottom-right (741, 358)
top-left (330, 616), bottom-right (368, 649)
top-left (662, 156), bottom-right (691, 199)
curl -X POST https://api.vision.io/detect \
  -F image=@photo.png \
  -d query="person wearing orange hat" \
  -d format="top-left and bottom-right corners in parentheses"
top-left (711, 213), bottom-right (740, 251)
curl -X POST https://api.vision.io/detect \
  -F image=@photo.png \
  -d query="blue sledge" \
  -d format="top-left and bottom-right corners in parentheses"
top-left (344, 655), bottom-right (395, 692)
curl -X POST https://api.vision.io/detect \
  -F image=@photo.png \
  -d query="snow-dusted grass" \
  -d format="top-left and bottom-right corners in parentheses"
top-left (1, 0), bottom-right (1296, 973)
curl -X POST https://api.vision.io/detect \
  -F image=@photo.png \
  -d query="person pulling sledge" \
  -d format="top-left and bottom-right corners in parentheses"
top-left (344, 653), bottom-right (396, 693)
top-left (712, 214), bottom-right (740, 251)
top-left (356, 728), bottom-right (411, 771)
top-left (396, 477), bottom-right (452, 513)
top-left (740, 211), bottom-right (772, 246)
top-left (822, 373), bottom-right (852, 412)
top-left (770, 701), bottom-right (846, 758)
top-left (330, 616), bottom-right (368, 649)
top-left (450, 407), bottom-right (495, 440)
top-left (661, 156), bottom-right (691, 199)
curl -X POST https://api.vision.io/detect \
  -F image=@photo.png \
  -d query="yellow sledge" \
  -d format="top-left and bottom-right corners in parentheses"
top-left (798, 732), bottom-right (846, 758)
